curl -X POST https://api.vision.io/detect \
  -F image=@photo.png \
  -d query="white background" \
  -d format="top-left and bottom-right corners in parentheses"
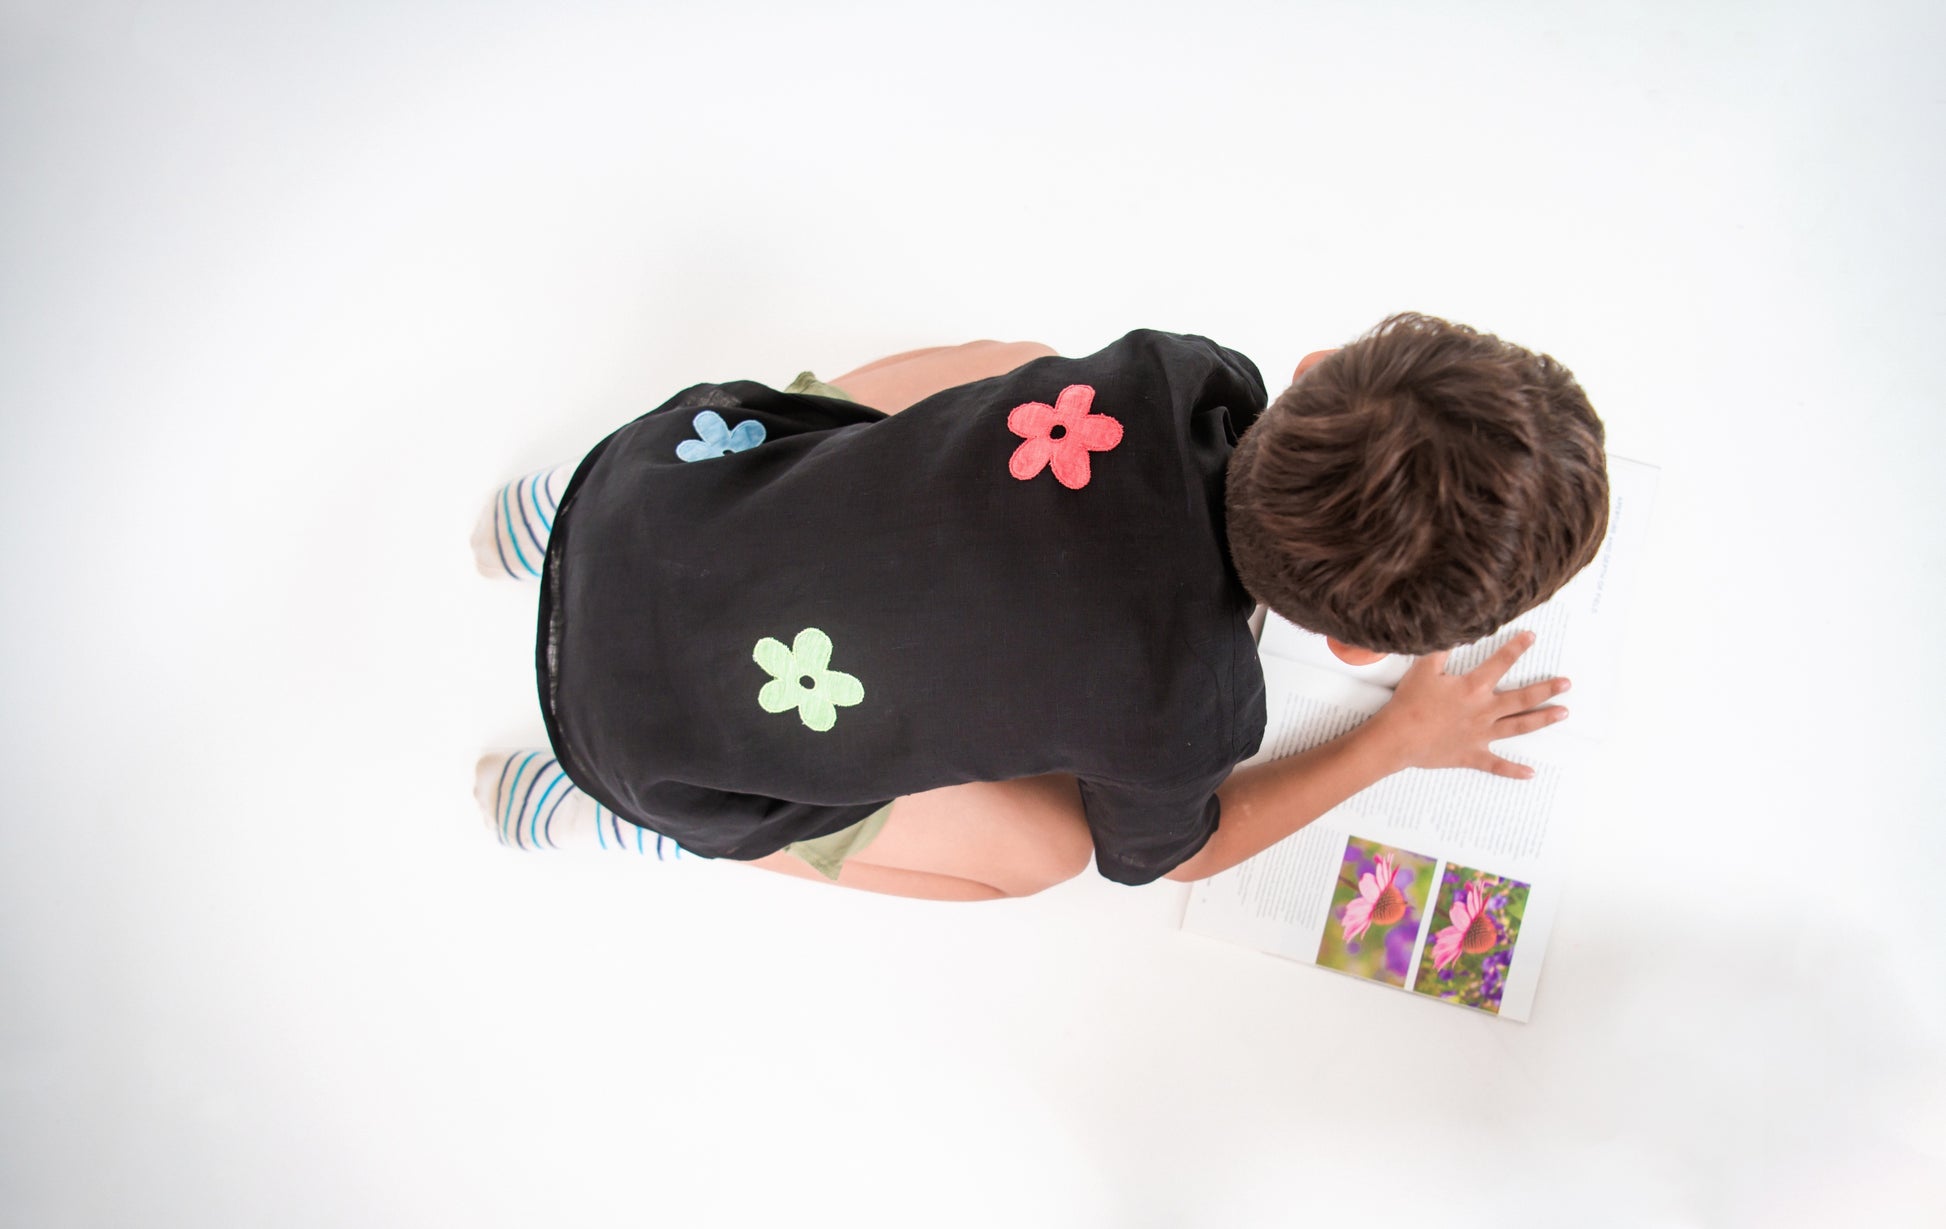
top-left (3, 2), bottom-right (1942, 1225)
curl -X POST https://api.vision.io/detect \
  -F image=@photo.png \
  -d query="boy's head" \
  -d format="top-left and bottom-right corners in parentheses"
top-left (1225, 312), bottom-right (1610, 657)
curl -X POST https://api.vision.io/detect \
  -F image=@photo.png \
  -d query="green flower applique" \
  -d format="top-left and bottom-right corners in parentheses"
top-left (753, 627), bottom-right (864, 732)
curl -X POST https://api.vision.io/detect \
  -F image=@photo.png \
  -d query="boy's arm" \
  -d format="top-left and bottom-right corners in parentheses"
top-left (1163, 722), bottom-right (1410, 882)
top-left (1164, 632), bottom-right (1571, 883)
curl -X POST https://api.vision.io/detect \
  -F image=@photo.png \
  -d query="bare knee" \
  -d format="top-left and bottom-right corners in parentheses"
top-left (1006, 828), bottom-right (1095, 897)
top-left (1023, 775), bottom-right (1094, 894)
top-left (963, 339), bottom-right (1057, 361)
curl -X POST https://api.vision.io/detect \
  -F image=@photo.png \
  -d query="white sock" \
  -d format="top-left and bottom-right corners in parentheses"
top-left (472, 750), bottom-right (689, 858)
top-left (471, 464), bottom-right (576, 580)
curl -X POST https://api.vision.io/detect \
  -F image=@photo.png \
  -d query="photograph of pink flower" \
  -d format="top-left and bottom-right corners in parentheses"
top-left (1409, 864), bottom-right (1531, 1014)
top-left (1315, 837), bottom-right (1437, 987)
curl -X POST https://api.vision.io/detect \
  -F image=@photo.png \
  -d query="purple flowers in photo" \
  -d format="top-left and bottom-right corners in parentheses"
top-left (1410, 864), bottom-right (1531, 1014)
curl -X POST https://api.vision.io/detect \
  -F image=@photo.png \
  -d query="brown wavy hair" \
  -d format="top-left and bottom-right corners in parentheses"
top-left (1225, 312), bottom-right (1609, 655)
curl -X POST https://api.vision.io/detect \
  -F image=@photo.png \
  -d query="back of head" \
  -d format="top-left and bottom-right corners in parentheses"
top-left (1225, 312), bottom-right (1610, 655)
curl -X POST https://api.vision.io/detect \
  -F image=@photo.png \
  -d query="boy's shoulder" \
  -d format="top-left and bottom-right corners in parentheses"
top-left (1096, 329), bottom-right (1268, 400)
top-left (1098, 327), bottom-right (1239, 358)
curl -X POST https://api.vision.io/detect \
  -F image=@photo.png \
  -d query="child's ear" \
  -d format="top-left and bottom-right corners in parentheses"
top-left (1325, 636), bottom-right (1388, 666)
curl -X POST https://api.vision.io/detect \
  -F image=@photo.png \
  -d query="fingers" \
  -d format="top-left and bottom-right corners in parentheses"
top-left (1405, 649), bottom-right (1450, 678)
top-left (1472, 631), bottom-right (1535, 688)
top-left (1495, 706), bottom-right (1568, 737)
top-left (1475, 753), bottom-right (1536, 780)
top-left (1497, 677), bottom-right (1569, 716)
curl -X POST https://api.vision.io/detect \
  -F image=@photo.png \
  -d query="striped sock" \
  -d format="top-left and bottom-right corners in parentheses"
top-left (471, 465), bottom-right (576, 580)
top-left (472, 750), bottom-right (690, 858)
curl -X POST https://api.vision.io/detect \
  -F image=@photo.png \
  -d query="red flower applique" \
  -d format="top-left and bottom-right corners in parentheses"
top-left (1006, 384), bottom-right (1124, 490)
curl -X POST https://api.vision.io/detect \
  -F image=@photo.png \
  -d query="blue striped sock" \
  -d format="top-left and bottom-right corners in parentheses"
top-left (471, 465), bottom-right (575, 580)
top-left (473, 751), bottom-right (688, 857)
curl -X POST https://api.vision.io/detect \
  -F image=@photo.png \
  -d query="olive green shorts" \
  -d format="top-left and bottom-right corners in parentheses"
top-left (776, 371), bottom-right (890, 881)
top-left (783, 370), bottom-right (856, 401)
top-left (781, 803), bottom-right (895, 881)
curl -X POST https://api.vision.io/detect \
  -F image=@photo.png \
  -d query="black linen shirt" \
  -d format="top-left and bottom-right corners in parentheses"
top-left (537, 328), bottom-right (1269, 885)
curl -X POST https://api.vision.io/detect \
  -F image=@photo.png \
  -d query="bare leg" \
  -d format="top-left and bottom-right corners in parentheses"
top-left (828, 340), bottom-right (1059, 416)
top-left (827, 344), bottom-right (962, 383)
top-left (740, 773), bottom-right (1093, 902)
top-left (739, 852), bottom-right (1010, 902)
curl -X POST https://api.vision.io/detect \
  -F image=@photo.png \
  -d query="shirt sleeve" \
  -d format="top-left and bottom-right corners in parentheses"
top-left (1181, 332), bottom-right (1269, 431)
top-left (1076, 767), bottom-right (1230, 886)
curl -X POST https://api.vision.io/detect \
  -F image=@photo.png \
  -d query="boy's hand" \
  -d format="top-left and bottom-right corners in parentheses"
top-left (1368, 632), bottom-right (1570, 780)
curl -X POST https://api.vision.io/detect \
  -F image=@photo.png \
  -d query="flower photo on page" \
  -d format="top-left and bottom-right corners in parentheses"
top-left (1315, 837), bottom-right (1437, 988)
top-left (1410, 865), bottom-right (1531, 1014)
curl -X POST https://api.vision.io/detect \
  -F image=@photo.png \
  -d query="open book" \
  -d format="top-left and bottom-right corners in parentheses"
top-left (1178, 457), bottom-right (1659, 1020)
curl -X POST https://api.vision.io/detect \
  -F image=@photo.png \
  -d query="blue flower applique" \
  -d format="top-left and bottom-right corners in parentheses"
top-left (676, 410), bottom-right (766, 462)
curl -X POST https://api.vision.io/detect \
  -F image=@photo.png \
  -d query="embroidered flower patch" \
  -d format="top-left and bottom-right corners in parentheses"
top-left (1006, 384), bottom-right (1123, 490)
top-left (753, 627), bottom-right (864, 732)
top-left (677, 410), bottom-right (767, 462)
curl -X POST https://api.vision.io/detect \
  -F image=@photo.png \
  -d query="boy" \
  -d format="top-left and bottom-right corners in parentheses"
top-left (473, 314), bottom-right (1608, 902)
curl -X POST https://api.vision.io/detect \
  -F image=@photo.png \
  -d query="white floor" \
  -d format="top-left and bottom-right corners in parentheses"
top-left (4, 3), bottom-right (1942, 1226)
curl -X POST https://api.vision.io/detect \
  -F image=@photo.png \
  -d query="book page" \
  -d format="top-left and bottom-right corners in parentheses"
top-left (1256, 455), bottom-right (1660, 744)
top-left (1182, 655), bottom-right (1583, 1021)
